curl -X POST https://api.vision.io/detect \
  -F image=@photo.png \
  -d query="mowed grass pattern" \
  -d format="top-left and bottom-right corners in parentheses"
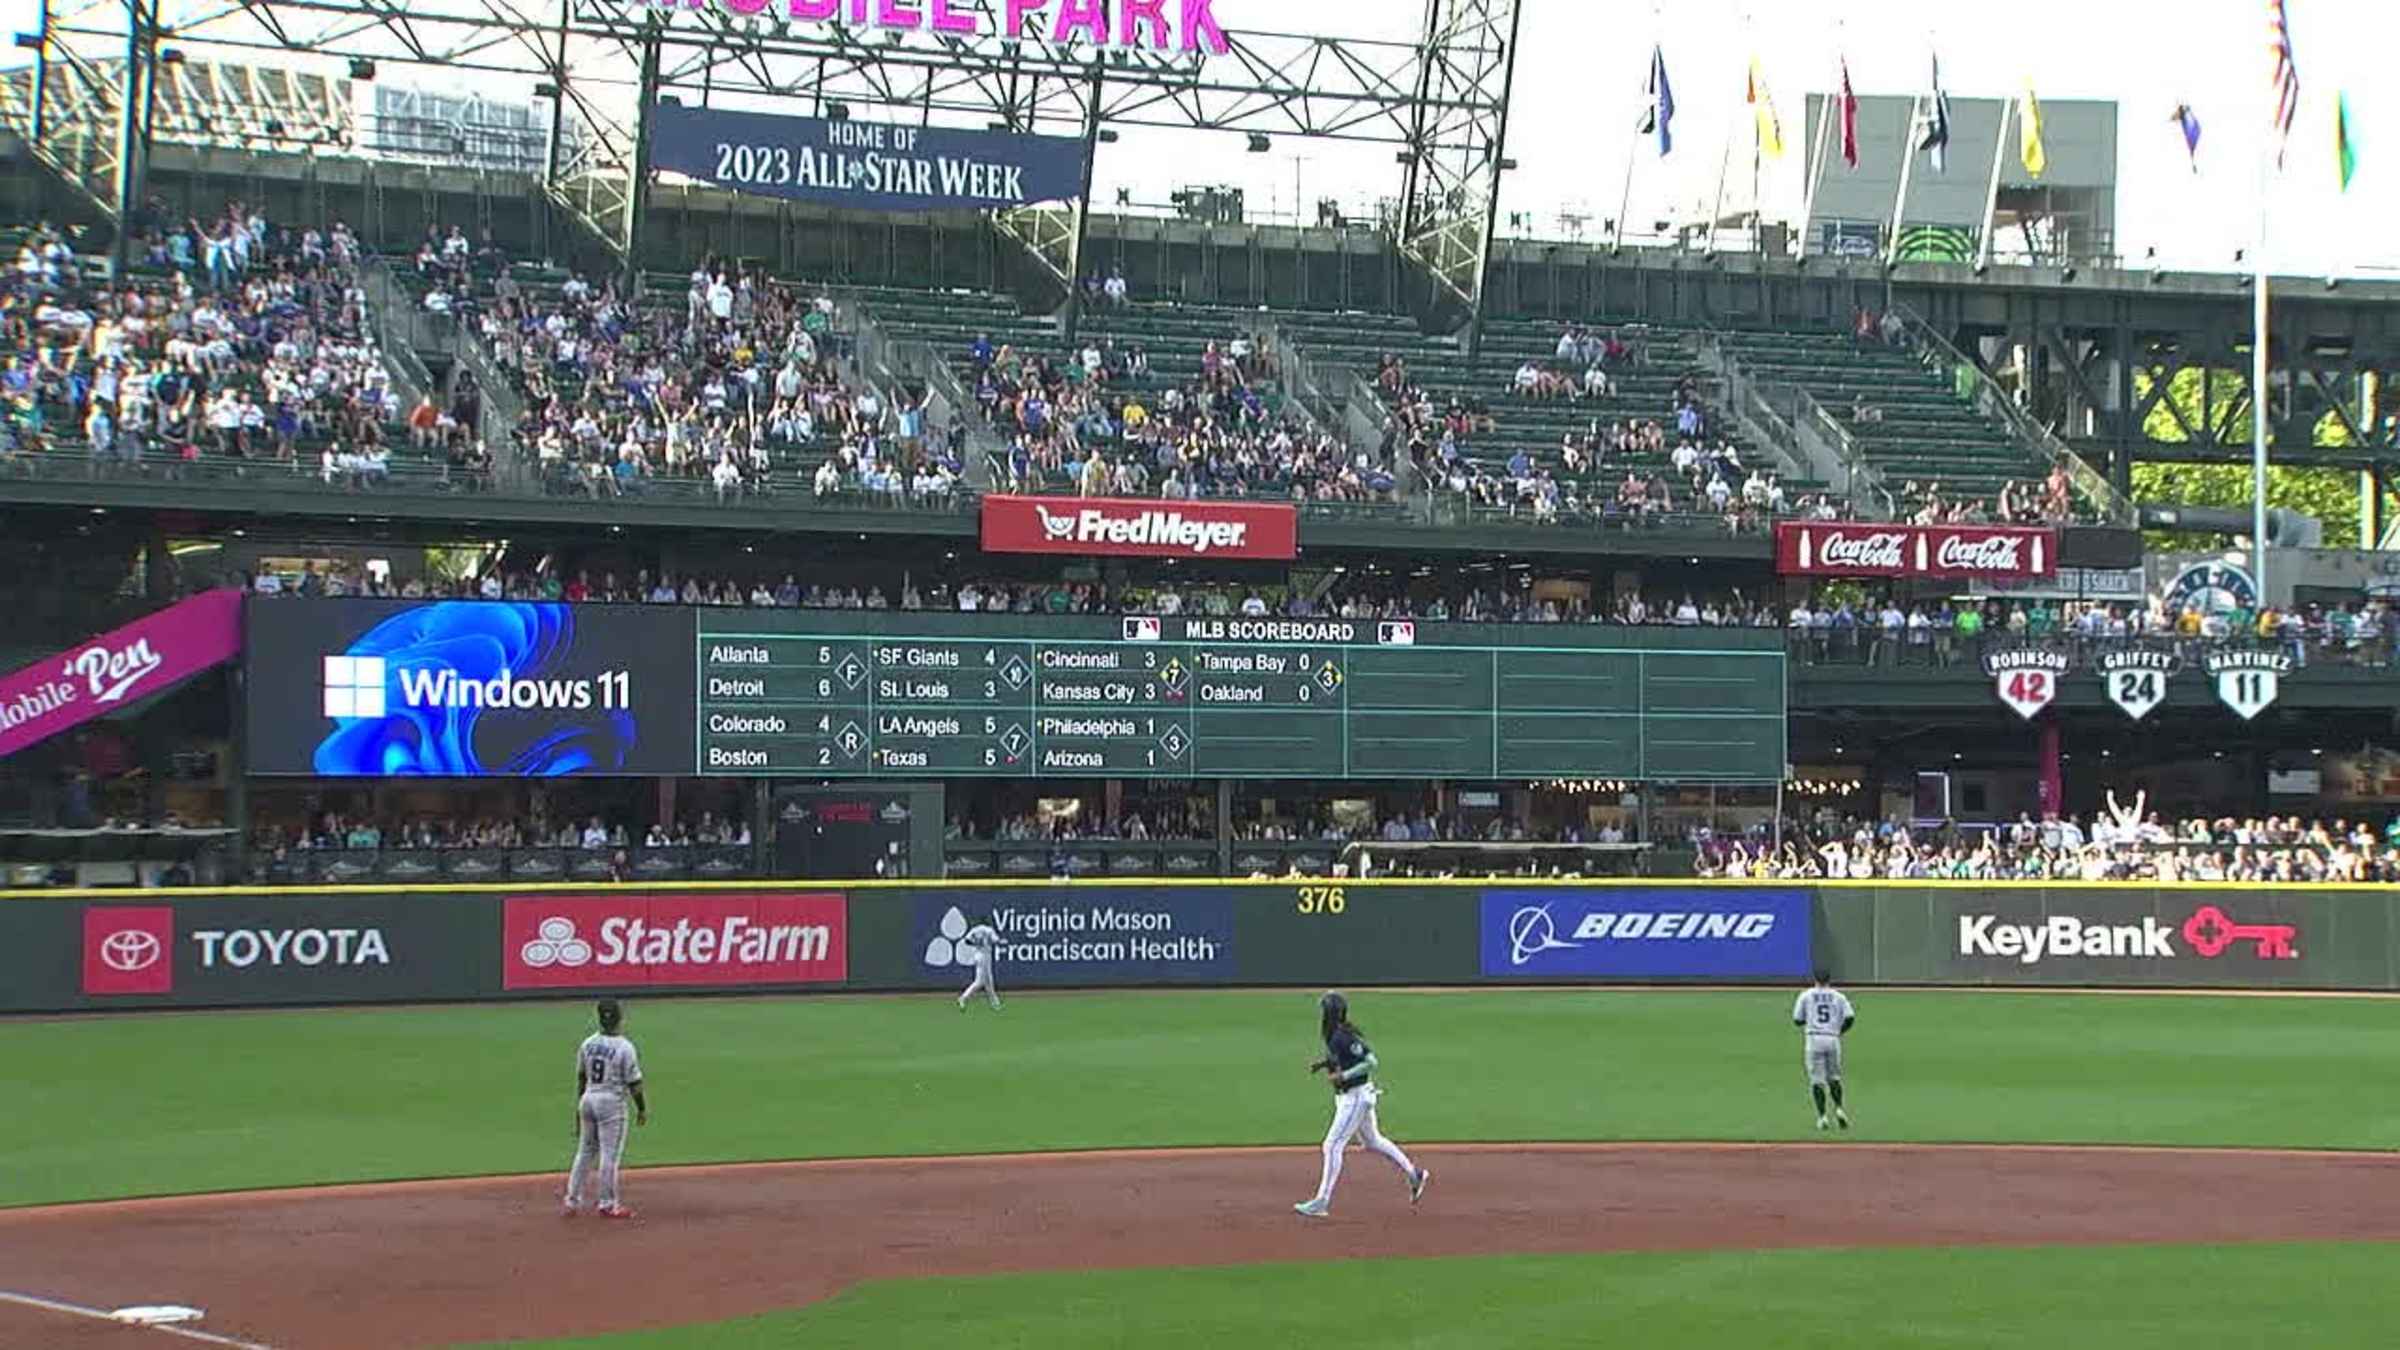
top-left (496, 1243), bottom-right (2400, 1349)
top-left (7, 988), bottom-right (2400, 1207)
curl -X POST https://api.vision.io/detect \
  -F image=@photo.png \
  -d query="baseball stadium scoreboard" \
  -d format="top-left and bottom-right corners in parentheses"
top-left (244, 600), bottom-right (1788, 782)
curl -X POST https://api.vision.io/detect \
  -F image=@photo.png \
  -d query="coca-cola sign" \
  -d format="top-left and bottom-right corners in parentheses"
top-left (1775, 523), bottom-right (2055, 579)
top-left (0, 590), bottom-right (245, 760)
top-left (980, 495), bottom-right (1298, 560)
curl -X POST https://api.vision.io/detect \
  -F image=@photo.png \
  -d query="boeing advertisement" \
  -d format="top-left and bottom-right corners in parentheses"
top-left (1479, 888), bottom-right (1813, 981)
top-left (245, 601), bottom-right (695, 777)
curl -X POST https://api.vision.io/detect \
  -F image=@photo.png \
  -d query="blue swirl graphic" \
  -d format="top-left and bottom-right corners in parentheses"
top-left (313, 602), bottom-right (640, 777)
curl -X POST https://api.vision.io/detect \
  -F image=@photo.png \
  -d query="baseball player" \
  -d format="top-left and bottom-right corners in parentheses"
top-left (563, 998), bottom-right (647, 1219)
top-left (957, 916), bottom-right (1002, 1011)
top-left (1793, 969), bottom-right (1854, 1131)
top-left (1295, 991), bottom-right (1429, 1218)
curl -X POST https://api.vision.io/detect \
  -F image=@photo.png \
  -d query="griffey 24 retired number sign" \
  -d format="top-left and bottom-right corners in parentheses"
top-left (2096, 650), bottom-right (2179, 721)
top-left (1983, 649), bottom-right (2067, 720)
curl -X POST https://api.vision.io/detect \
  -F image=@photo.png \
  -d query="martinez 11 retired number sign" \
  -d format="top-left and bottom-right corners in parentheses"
top-left (1983, 648), bottom-right (2067, 720)
top-left (2204, 649), bottom-right (2291, 721)
top-left (2096, 650), bottom-right (2179, 721)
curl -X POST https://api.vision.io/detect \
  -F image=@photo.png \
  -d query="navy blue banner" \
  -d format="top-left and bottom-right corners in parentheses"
top-left (1479, 887), bottom-right (1812, 980)
top-left (913, 892), bottom-right (1233, 987)
top-left (650, 105), bottom-right (1089, 212)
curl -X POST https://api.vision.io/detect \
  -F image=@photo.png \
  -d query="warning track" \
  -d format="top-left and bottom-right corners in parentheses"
top-left (3, 1142), bottom-right (2397, 1348)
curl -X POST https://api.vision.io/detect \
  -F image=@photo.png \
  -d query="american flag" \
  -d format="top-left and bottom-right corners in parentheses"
top-left (2268, 0), bottom-right (2299, 165)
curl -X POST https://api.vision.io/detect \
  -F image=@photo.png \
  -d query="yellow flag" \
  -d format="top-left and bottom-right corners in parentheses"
top-left (2020, 81), bottom-right (2047, 178)
top-left (1748, 58), bottom-right (1785, 159)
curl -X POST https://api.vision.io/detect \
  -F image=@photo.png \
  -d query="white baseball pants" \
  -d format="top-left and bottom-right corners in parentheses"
top-left (1308, 1084), bottom-right (1416, 1207)
top-left (566, 1089), bottom-right (629, 1209)
top-left (959, 956), bottom-right (999, 1008)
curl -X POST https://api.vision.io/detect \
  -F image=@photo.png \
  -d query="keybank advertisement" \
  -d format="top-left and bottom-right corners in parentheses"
top-left (1934, 889), bottom-right (2312, 987)
top-left (245, 600), bottom-right (696, 777)
top-left (912, 893), bottom-right (1234, 986)
top-left (1479, 888), bottom-right (1812, 980)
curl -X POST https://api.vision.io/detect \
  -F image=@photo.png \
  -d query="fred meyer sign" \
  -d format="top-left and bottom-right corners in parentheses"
top-left (1775, 522), bottom-right (2055, 580)
top-left (981, 495), bottom-right (1299, 560)
top-left (649, 0), bottom-right (1231, 54)
top-left (652, 106), bottom-right (1088, 212)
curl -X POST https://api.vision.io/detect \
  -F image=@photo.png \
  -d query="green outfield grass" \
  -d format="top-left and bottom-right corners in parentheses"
top-left (9, 987), bottom-right (2400, 1207)
top-left (492, 1243), bottom-right (2400, 1349)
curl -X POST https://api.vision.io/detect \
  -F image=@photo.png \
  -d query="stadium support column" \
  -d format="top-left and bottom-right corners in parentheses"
top-left (1061, 58), bottom-right (1105, 347)
top-left (109, 0), bottom-right (151, 273)
top-left (620, 32), bottom-right (661, 296)
top-left (28, 0), bottom-right (48, 144)
top-left (2036, 720), bottom-right (2060, 820)
top-left (1458, 0), bottom-right (1522, 362)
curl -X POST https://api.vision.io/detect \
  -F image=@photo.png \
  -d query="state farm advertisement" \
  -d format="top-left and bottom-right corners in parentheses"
top-left (503, 893), bottom-right (848, 990)
top-left (1775, 523), bottom-right (2056, 579)
top-left (980, 495), bottom-right (1299, 560)
top-left (0, 589), bottom-right (244, 760)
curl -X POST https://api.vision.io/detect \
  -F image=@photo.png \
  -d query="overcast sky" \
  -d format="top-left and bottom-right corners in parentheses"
top-left (6, 0), bottom-right (2389, 278)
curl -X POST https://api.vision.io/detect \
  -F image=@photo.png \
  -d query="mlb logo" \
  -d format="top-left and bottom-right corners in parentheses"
top-left (83, 906), bottom-right (174, 996)
top-left (1123, 617), bottom-right (1162, 642)
top-left (1377, 621), bottom-right (1417, 646)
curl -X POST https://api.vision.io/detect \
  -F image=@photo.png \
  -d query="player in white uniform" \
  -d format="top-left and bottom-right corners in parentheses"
top-left (957, 918), bottom-right (1001, 1011)
top-left (1793, 970), bottom-right (1854, 1131)
top-left (563, 999), bottom-right (647, 1218)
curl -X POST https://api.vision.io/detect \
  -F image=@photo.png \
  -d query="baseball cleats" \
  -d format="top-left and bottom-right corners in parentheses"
top-left (1292, 1199), bottom-right (1329, 1218)
top-left (1816, 1115), bottom-right (1830, 1131)
top-left (596, 1204), bottom-right (637, 1220)
top-left (560, 1201), bottom-right (578, 1219)
top-left (1835, 1109), bottom-right (1851, 1130)
top-left (1409, 1168), bottom-right (1431, 1206)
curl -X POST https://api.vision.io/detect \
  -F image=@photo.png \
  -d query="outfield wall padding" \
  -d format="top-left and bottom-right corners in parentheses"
top-left (1, 880), bottom-right (2381, 1013)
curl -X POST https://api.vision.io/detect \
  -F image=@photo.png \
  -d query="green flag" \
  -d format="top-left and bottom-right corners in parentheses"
top-left (2336, 91), bottom-right (2357, 190)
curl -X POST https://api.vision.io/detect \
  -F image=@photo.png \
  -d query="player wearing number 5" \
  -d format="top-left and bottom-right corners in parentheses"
top-left (1794, 971), bottom-right (1853, 1132)
top-left (564, 999), bottom-right (647, 1219)
top-left (1294, 991), bottom-right (1429, 1218)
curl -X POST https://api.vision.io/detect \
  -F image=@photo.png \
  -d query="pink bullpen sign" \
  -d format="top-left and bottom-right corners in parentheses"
top-left (0, 589), bottom-right (244, 759)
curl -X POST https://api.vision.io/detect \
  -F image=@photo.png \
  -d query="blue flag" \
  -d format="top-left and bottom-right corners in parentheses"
top-left (1637, 45), bottom-right (1676, 156)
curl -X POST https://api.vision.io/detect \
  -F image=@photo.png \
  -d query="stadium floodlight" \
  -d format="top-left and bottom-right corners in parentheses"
top-left (348, 58), bottom-right (375, 81)
top-left (1096, 129), bottom-right (1119, 143)
top-left (825, 102), bottom-right (851, 121)
top-left (10, 33), bottom-right (39, 49)
top-left (1246, 133), bottom-right (1270, 153)
top-left (158, 46), bottom-right (184, 64)
top-left (533, 82), bottom-right (559, 99)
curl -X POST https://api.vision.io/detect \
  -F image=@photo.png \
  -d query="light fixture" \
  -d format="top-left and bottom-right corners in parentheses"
top-left (347, 57), bottom-right (375, 80)
top-left (824, 101), bottom-right (851, 121)
top-left (533, 81), bottom-right (560, 99)
top-left (1245, 133), bottom-right (1270, 153)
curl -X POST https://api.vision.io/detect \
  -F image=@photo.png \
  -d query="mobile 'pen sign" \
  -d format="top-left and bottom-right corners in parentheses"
top-left (647, 0), bottom-right (1232, 55)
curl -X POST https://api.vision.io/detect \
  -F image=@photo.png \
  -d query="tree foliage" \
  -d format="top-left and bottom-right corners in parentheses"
top-left (2131, 367), bottom-right (2364, 549)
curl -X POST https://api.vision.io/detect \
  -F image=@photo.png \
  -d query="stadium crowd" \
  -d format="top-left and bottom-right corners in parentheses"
top-left (1790, 592), bottom-right (2399, 665)
top-left (1, 207), bottom-right (405, 480)
top-left (1699, 795), bottom-right (2400, 883)
top-left (967, 326), bottom-right (1399, 504)
top-left (252, 810), bottom-right (755, 854)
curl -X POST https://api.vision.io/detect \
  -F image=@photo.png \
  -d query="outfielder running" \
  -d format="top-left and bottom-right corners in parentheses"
top-left (1295, 991), bottom-right (1429, 1218)
top-left (957, 917), bottom-right (1001, 1011)
top-left (1794, 969), bottom-right (1854, 1131)
top-left (563, 998), bottom-right (647, 1218)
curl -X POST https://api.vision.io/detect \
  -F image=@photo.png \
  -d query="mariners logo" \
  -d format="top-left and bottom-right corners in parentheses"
top-left (2097, 649), bottom-right (2179, 721)
top-left (2203, 649), bottom-right (2292, 721)
top-left (2161, 561), bottom-right (2258, 619)
top-left (1982, 648), bottom-right (2068, 721)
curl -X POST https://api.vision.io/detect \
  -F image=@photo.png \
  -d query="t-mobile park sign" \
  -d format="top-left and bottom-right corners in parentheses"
top-left (648, 0), bottom-right (1231, 55)
top-left (981, 495), bottom-right (1299, 560)
top-left (1774, 522), bottom-right (2056, 580)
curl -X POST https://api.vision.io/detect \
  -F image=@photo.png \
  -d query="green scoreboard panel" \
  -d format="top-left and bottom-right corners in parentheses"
top-left (695, 613), bottom-right (1785, 782)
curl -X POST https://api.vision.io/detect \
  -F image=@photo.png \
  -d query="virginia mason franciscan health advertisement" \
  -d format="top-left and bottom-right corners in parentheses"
top-left (649, 104), bottom-right (1090, 212)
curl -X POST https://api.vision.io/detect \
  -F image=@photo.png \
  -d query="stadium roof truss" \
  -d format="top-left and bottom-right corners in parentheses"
top-left (24, 0), bottom-right (1524, 342)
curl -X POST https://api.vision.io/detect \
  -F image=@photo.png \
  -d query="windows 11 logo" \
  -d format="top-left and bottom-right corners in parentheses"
top-left (322, 656), bottom-right (389, 719)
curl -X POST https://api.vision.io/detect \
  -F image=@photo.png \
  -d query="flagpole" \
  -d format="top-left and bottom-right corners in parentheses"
top-left (2252, 157), bottom-right (2272, 600)
top-left (1885, 94), bottom-right (1922, 266)
top-left (1978, 95), bottom-right (2015, 270)
top-left (1797, 85), bottom-right (1836, 258)
top-left (1708, 117), bottom-right (1734, 254)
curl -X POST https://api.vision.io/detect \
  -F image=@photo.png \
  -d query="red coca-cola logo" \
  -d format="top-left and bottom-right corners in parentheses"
top-left (1935, 535), bottom-right (2027, 571)
top-left (1816, 531), bottom-right (1906, 569)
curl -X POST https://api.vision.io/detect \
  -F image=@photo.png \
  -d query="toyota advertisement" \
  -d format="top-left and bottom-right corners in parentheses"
top-left (244, 599), bottom-right (695, 777)
top-left (77, 897), bottom-right (464, 1006)
top-left (1479, 888), bottom-right (1814, 980)
top-left (502, 894), bottom-right (848, 990)
top-left (1774, 522), bottom-right (2057, 580)
top-left (979, 495), bottom-right (1299, 560)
